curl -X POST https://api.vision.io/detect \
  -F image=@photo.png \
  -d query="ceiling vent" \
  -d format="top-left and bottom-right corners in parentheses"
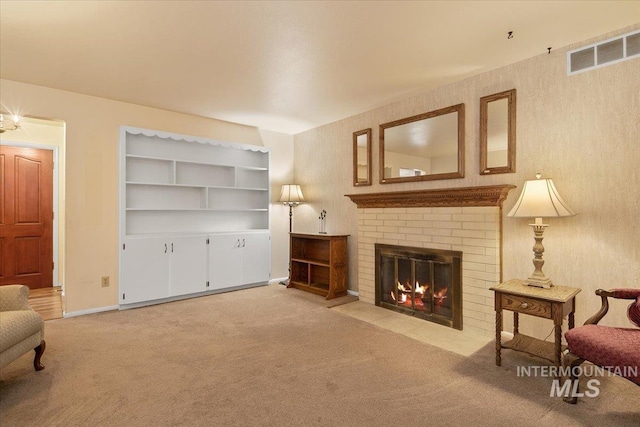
top-left (567, 29), bottom-right (639, 75)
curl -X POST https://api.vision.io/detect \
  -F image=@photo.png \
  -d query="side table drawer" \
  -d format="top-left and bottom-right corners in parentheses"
top-left (501, 294), bottom-right (552, 319)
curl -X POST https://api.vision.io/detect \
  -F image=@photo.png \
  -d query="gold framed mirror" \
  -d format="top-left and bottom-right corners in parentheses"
top-left (480, 89), bottom-right (516, 175)
top-left (353, 128), bottom-right (372, 186)
top-left (379, 104), bottom-right (465, 183)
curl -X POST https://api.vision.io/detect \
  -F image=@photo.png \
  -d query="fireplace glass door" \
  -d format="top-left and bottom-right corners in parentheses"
top-left (376, 244), bottom-right (462, 329)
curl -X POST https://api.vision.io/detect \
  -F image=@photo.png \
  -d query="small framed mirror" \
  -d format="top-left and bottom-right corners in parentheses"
top-left (480, 89), bottom-right (516, 175)
top-left (379, 104), bottom-right (465, 183)
top-left (353, 128), bottom-right (372, 186)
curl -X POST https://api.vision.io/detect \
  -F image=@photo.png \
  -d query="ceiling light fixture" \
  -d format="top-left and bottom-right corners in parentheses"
top-left (0, 114), bottom-right (21, 133)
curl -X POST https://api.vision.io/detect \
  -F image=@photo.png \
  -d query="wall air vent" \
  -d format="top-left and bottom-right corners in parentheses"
top-left (567, 29), bottom-right (640, 75)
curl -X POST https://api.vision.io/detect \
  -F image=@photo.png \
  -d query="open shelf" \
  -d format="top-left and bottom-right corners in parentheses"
top-left (126, 157), bottom-right (174, 184)
top-left (121, 126), bottom-right (270, 237)
top-left (287, 234), bottom-right (349, 300)
top-left (291, 257), bottom-right (330, 267)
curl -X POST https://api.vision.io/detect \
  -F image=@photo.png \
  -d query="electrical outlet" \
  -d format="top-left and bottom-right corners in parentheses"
top-left (101, 276), bottom-right (110, 287)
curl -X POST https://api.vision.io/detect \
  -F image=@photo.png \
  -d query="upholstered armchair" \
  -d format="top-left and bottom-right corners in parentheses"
top-left (0, 285), bottom-right (46, 372)
top-left (563, 288), bottom-right (640, 403)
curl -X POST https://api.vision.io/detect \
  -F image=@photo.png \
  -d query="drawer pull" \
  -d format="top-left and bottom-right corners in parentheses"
top-left (520, 302), bottom-right (529, 309)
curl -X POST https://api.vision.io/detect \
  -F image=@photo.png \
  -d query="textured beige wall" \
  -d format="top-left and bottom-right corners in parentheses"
top-left (294, 24), bottom-right (640, 337)
top-left (0, 79), bottom-right (294, 314)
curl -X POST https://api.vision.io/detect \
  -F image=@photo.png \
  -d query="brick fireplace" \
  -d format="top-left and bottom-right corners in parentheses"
top-left (346, 185), bottom-right (515, 336)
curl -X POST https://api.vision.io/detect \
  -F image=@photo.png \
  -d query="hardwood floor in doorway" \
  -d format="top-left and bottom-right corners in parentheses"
top-left (29, 286), bottom-right (63, 321)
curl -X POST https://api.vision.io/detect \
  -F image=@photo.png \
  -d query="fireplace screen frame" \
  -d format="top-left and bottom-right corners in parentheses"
top-left (375, 244), bottom-right (462, 330)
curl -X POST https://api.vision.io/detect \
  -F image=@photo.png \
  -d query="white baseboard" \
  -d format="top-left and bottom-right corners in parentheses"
top-left (347, 289), bottom-right (359, 297)
top-left (119, 282), bottom-right (268, 310)
top-left (64, 305), bottom-right (119, 318)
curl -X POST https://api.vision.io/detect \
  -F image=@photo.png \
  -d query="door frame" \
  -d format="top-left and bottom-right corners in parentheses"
top-left (0, 141), bottom-right (60, 288)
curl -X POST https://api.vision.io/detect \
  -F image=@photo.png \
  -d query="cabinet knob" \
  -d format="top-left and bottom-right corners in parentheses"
top-left (520, 302), bottom-right (529, 309)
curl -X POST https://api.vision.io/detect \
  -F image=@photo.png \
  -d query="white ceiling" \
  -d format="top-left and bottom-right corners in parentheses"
top-left (1, 1), bottom-right (639, 135)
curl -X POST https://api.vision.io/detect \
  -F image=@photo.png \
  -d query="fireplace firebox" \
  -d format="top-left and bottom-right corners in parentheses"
top-left (375, 244), bottom-right (462, 330)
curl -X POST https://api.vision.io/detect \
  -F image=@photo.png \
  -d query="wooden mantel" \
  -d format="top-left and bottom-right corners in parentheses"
top-left (345, 185), bottom-right (516, 208)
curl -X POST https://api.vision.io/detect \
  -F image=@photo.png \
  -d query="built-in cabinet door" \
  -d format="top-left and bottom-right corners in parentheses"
top-left (121, 237), bottom-right (170, 304)
top-left (208, 232), bottom-right (270, 288)
top-left (242, 232), bottom-right (270, 285)
top-left (169, 235), bottom-right (208, 297)
top-left (208, 233), bottom-right (243, 289)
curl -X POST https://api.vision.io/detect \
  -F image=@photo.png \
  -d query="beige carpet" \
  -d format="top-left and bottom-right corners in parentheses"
top-left (1, 284), bottom-right (638, 426)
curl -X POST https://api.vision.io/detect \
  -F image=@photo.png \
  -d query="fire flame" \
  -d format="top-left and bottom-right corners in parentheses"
top-left (390, 290), bottom-right (407, 303)
top-left (389, 280), bottom-right (448, 309)
top-left (434, 287), bottom-right (448, 306)
top-left (397, 281), bottom-right (409, 292)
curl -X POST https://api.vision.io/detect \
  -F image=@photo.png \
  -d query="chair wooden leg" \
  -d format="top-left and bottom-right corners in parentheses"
top-left (33, 340), bottom-right (45, 371)
top-left (563, 353), bottom-right (584, 404)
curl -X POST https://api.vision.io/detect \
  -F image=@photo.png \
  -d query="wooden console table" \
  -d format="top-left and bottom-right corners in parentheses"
top-left (490, 279), bottom-right (581, 369)
top-left (287, 233), bottom-right (349, 300)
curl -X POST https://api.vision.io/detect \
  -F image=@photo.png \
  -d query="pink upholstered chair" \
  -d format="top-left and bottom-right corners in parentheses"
top-left (563, 288), bottom-right (640, 403)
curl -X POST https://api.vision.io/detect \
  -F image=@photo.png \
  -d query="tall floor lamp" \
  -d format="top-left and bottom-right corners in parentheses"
top-left (279, 184), bottom-right (305, 285)
top-left (508, 174), bottom-right (575, 288)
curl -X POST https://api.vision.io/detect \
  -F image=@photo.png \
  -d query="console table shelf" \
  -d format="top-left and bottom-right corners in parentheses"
top-left (287, 233), bottom-right (349, 300)
top-left (501, 333), bottom-right (566, 363)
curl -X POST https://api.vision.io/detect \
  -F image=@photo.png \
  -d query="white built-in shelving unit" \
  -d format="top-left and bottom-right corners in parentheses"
top-left (119, 126), bottom-right (270, 306)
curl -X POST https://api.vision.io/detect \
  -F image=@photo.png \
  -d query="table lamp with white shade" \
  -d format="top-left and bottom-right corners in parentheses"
top-left (507, 173), bottom-right (575, 288)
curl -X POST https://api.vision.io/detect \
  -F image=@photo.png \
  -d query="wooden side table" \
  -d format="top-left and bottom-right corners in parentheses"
top-left (490, 279), bottom-right (581, 369)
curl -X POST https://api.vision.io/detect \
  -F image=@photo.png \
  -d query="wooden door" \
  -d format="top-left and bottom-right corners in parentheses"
top-left (0, 146), bottom-right (53, 288)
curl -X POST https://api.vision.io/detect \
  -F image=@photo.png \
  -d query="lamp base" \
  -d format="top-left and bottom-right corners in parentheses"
top-left (526, 276), bottom-right (553, 289)
top-left (524, 220), bottom-right (554, 289)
